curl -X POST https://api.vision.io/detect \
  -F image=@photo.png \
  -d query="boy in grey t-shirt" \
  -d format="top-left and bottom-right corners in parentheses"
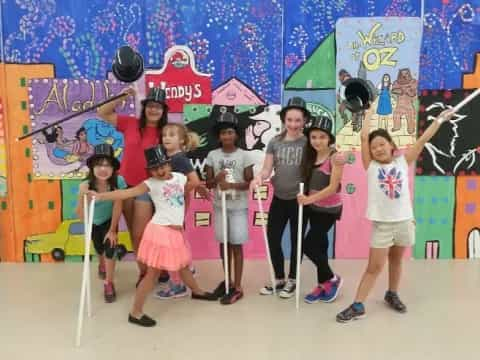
top-left (205, 112), bottom-right (254, 305)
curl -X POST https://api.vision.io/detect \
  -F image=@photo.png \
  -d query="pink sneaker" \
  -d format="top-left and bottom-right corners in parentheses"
top-left (104, 282), bottom-right (116, 303)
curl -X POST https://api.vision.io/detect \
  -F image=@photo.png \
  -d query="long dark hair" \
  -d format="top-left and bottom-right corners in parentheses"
top-left (301, 130), bottom-right (334, 191)
top-left (139, 101), bottom-right (168, 138)
top-left (381, 73), bottom-right (391, 90)
top-left (86, 157), bottom-right (119, 192)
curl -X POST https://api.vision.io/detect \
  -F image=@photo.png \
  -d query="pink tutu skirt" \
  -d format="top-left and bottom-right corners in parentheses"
top-left (137, 223), bottom-right (192, 271)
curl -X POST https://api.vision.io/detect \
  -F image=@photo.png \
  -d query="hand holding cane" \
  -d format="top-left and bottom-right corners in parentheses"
top-left (255, 185), bottom-right (276, 295)
top-left (295, 183), bottom-right (305, 310)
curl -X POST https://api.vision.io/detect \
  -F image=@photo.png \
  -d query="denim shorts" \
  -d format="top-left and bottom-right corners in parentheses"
top-left (214, 207), bottom-right (249, 245)
top-left (135, 191), bottom-right (153, 202)
top-left (127, 183), bottom-right (153, 203)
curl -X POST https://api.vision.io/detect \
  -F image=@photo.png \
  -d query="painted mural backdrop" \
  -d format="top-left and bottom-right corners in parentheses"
top-left (0, 98), bottom-right (6, 196)
top-left (28, 78), bottom-right (133, 179)
top-left (2, 0), bottom-right (283, 103)
top-left (1, 0), bottom-right (480, 262)
top-left (335, 17), bottom-right (422, 150)
top-left (283, 0), bottom-right (480, 90)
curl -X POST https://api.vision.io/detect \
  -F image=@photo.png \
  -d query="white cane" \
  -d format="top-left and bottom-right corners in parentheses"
top-left (255, 185), bottom-right (276, 295)
top-left (220, 190), bottom-right (229, 295)
top-left (75, 195), bottom-right (95, 347)
top-left (295, 183), bottom-right (304, 310)
top-left (86, 197), bottom-right (95, 318)
top-left (452, 88), bottom-right (480, 113)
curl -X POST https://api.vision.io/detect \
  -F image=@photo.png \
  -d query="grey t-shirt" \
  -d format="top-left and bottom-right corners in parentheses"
top-left (266, 135), bottom-right (306, 200)
top-left (205, 148), bottom-right (254, 209)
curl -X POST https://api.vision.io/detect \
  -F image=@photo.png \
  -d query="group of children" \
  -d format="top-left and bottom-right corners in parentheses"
top-left (77, 90), bottom-right (454, 327)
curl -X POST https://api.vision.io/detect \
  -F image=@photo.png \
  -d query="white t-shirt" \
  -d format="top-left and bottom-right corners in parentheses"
top-left (366, 155), bottom-right (413, 222)
top-left (144, 172), bottom-right (187, 226)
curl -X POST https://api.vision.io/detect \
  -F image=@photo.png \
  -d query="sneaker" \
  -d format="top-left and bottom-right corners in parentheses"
top-left (154, 283), bottom-right (188, 299)
top-left (304, 276), bottom-right (343, 304)
top-left (259, 280), bottom-right (285, 295)
top-left (336, 303), bottom-right (366, 323)
top-left (98, 263), bottom-right (106, 280)
top-left (191, 291), bottom-right (218, 301)
top-left (212, 281), bottom-right (233, 299)
top-left (279, 279), bottom-right (296, 299)
top-left (384, 291), bottom-right (407, 313)
top-left (220, 289), bottom-right (244, 305)
top-left (128, 314), bottom-right (156, 327)
top-left (104, 282), bottom-right (116, 303)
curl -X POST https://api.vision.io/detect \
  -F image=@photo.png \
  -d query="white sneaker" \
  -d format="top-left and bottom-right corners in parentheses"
top-left (279, 279), bottom-right (296, 299)
top-left (259, 280), bottom-right (285, 295)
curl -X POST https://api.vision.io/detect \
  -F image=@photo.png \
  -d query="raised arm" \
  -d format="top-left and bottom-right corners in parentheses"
top-left (97, 88), bottom-right (135, 126)
top-left (360, 116), bottom-right (372, 170)
top-left (89, 183), bottom-right (149, 201)
top-left (204, 165), bottom-right (216, 189)
top-left (405, 109), bottom-right (454, 165)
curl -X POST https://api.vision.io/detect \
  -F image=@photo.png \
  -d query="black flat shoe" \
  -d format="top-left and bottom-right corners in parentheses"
top-left (212, 281), bottom-right (227, 299)
top-left (191, 291), bottom-right (218, 301)
top-left (128, 314), bottom-right (156, 327)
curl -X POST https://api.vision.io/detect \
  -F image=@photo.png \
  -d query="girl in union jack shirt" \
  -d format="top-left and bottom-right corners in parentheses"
top-left (336, 108), bottom-right (454, 323)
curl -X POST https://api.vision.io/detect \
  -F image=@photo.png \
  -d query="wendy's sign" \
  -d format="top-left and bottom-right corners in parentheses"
top-left (145, 46), bottom-right (212, 112)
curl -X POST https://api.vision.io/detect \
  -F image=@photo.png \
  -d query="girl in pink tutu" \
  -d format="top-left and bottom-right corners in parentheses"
top-left (89, 146), bottom-right (217, 327)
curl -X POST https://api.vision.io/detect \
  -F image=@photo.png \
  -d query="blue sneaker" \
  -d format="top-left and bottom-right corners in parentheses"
top-left (304, 276), bottom-right (343, 304)
top-left (336, 303), bottom-right (366, 323)
top-left (154, 283), bottom-right (188, 299)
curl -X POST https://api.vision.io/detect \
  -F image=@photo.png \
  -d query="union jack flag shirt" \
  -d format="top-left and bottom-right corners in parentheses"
top-left (366, 155), bottom-right (413, 222)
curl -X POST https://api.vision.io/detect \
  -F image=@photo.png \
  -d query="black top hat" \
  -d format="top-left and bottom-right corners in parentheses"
top-left (279, 97), bottom-right (311, 122)
top-left (141, 87), bottom-right (168, 108)
top-left (343, 78), bottom-right (375, 113)
top-left (304, 115), bottom-right (335, 144)
top-left (86, 144), bottom-right (120, 170)
top-left (213, 111), bottom-right (239, 134)
top-left (112, 46), bottom-right (144, 83)
top-left (144, 146), bottom-right (170, 169)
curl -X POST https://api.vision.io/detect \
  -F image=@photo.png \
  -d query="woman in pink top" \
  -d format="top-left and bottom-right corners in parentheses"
top-left (97, 86), bottom-right (167, 281)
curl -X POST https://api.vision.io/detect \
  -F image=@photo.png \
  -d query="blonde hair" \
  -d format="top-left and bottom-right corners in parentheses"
top-left (163, 123), bottom-right (199, 152)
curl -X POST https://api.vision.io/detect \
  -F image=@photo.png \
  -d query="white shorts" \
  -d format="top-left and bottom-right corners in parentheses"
top-left (214, 207), bottom-right (249, 245)
top-left (371, 220), bottom-right (415, 248)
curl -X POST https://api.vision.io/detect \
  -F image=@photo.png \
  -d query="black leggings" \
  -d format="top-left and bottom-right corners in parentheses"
top-left (92, 220), bottom-right (116, 259)
top-left (303, 208), bottom-right (336, 284)
top-left (267, 196), bottom-right (306, 280)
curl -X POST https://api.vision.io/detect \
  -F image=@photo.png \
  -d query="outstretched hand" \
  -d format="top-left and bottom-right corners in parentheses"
top-left (435, 109), bottom-right (455, 124)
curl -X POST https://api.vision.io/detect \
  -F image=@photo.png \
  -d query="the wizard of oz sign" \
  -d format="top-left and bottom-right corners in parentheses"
top-left (335, 17), bottom-right (422, 151)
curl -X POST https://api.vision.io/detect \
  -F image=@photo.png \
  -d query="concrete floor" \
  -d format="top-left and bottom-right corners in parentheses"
top-left (0, 259), bottom-right (478, 359)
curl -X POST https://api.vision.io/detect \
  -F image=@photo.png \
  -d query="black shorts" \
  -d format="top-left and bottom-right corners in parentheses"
top-left (92, 220), bottom-right (115, 259)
